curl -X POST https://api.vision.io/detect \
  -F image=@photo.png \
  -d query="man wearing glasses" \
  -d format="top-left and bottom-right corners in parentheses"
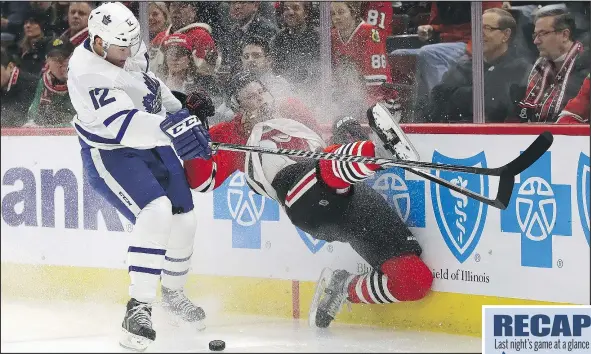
top-left (423, 8), bottom-right (532, 123)
top-left (516, 7), bottom-right (589, 123)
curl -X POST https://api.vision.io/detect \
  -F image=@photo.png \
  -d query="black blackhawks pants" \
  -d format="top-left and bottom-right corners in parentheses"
top-left (272, 161), bottom-right (422, 269)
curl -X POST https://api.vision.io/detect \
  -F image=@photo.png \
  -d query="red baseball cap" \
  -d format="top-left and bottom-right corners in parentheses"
top-left (163, 34), bottom-right (192, 53)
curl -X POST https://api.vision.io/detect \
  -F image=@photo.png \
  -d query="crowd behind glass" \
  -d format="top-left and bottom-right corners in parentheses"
top-left (1, 1), bottom-right (589, 128)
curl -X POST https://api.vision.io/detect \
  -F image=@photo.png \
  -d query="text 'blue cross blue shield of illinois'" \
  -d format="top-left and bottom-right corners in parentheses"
top-left (213, 171), bottom-right (279, 249)
top-left (431, 151), bottom-right (489, 263)
top-left (501, 151), bottom-right (572, 268)
top-left (577, 152), bottom-right (590, 246)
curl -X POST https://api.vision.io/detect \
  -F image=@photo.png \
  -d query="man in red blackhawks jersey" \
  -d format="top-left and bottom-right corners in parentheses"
top-left (331, 2), bottom-right (395, 107)
top-left (362, 1), bottom-right (394, 40)
top-left (181, 71), bottom-right (433, 329)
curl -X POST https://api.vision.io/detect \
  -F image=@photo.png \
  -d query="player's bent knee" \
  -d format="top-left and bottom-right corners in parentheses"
top-left (381, 254), bottom-right (433, 301)
top-left (141, 196), bottom-right (173, 218)
top-left (133, 196), bottom-right (174, 246)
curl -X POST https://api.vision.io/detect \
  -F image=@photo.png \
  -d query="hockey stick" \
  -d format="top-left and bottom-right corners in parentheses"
top-left (209, 132), bottom-right (553, 177)
top-left (209, 132), bottom-right (552, 210)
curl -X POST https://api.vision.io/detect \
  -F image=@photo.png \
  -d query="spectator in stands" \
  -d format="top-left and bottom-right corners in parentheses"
top-left (30, 2), bottom-right (65, 38)
top-left (241, 36), bottom-right (291, 99)
top-left (25, 38), bottom-right (75, 127)
top-left (59, 2), bottom-right (91, 46)
top-left (150, 2), bottom-right (220, 80)
top-left (1, 48), bottom-right (38, 127)
top-left (220, 1), bottom-right (278, 73)
top-left (271, 1), bottom-right (320, 85)
top-left (148, 2), bottom-right (169, 41)
top-left (160, 33), bottom-right (221, 102)
top-left (515, 8), bottom-right (589, 123)
top-left (52, 2), bottom-right (71, 36)
top-left (18, 11), bottom-right (50, 75)
top-left (389, 2), bottom-right (502, 99)
top-left (424, 8), bottom-right (532, 123)
top-left (556, 73), bottom-right (590, 124)
top-left (1, 1), bottom-right (31, 45)
top-left (361, 1), bottom-right (394, 40)
top-left (331, 2), bottom-right (395, 107)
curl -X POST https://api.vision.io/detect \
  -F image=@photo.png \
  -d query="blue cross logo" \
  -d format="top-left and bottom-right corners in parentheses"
top-left (366, 167), bottom-right (426, 227)
top-left (213, 172), bottom-right (280, 249)
top-left (501, 152), bottom-right (572, 268)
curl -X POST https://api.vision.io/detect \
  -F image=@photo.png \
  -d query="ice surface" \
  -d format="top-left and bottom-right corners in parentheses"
top-left (1, 299), bottom-right (481, 353)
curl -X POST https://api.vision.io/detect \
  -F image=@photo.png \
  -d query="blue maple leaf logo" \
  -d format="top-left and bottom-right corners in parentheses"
top-left (142, 73), bottom-right (162, 113)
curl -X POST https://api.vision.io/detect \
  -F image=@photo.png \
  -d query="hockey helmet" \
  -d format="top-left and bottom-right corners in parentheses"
top-left (87, 2), bottom-right (142, 57)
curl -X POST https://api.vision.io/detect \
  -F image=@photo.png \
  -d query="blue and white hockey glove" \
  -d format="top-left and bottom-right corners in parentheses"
top-left (160, 108), bottom-right (212, 161)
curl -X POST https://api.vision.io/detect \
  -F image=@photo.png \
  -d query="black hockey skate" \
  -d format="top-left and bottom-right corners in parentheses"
top-left (161, 286), bottom-right (206, 331)
top-left (119, 298), bottom-right (156, 352)
top-left (367, 102), bottom-right (420, 162)
top-left (309, 268), bottom-right (353, 328)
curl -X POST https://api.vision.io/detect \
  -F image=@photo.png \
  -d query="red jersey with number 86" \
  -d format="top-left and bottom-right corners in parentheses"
top-left (331, 22), bottom-right (393, 105)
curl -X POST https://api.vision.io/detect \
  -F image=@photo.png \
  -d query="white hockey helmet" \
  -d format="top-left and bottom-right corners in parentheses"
top-left (87, 2), bottom-right (142, 57)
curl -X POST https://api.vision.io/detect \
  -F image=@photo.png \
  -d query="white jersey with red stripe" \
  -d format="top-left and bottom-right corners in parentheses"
top-left (244, 118), bottom-right (325, 200)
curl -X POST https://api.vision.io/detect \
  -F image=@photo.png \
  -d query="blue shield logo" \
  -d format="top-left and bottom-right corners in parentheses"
top-left (213, 172), bottom-right (280, 249)
top-left (295, 229), bottom-right (326, 253)
top-left (501, 152), bottom-right (572, 268)
top-left (431, 151), bottom-right (489, 263)
top-left (366, 167), bottom-right (426, 227)
top-left (577, 153), bottom-right (590, 246)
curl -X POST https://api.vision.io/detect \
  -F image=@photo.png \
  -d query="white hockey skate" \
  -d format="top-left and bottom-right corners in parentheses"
top-left (367, 102), bottom-right (420, 162)
top-left (161, 286), bottom-right (206, 331)
top-left (308, 268), bottom-right (353, 328)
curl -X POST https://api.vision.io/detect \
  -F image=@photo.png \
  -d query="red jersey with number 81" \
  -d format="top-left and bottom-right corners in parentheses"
top-left (364, 1), bottom-right (393, 39)
top-left (331, 22), bottom-right (393, 105)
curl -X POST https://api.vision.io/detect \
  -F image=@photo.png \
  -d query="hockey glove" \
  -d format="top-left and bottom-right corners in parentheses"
top-left (186, 89), bottom-right (215, 130)
top-left (160, 108), bottom-right (212, 161)
top-left (331, 116), bottom-right (369, 145)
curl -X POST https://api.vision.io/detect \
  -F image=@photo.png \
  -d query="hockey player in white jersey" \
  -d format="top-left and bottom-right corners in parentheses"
top-left (67, 2), bottom-right (211, 350)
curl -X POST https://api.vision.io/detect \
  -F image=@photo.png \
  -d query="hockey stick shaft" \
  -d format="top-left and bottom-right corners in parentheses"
top-left (209, 132), bottom-right (552, 210)
top-left (210, 142), bottom-right (502, 175)
top-left (210, 132), bottom-right (552, 177)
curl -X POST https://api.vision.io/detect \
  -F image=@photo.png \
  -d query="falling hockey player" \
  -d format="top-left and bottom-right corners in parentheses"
top-left (67, 2), bottom-right (212, 350)
top-left (182, 71), bottom-right (434, 329)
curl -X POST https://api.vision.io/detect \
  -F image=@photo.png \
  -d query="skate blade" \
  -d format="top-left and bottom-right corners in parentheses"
top-left (308, 268), bottom-right (334, 328)
top-left (370, 103), bottom-right (420, 162)
top-left (119, 328), bottom-right (153, 352)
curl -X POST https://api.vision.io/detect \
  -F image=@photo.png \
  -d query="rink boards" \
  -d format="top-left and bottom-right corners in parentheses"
top-left (1, 124), bottom-right (589, 336)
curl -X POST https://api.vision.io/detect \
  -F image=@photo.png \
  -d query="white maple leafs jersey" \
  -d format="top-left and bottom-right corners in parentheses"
top-left (68, 39), bottom-right (182, 150)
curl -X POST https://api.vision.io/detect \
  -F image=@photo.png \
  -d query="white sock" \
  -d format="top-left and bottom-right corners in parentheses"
top-left (161, 210), bottom-right (197, 291)
top-left (127, 196), bottom-right (173, 303)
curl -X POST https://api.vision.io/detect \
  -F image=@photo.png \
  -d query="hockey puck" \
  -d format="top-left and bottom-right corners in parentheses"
top-left (209, 340), bottom-right (225, 351)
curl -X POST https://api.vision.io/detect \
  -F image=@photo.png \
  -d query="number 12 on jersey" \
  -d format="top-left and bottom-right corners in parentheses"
top-left (89, 88), bottom-right (116, 110)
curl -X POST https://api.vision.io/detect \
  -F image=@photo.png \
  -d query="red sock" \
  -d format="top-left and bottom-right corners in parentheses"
top-left (347, 254), bottom-right (433, 303)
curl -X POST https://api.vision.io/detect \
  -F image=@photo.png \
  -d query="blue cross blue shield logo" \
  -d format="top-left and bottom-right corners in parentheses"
top-left (431, 151), bottom-right (489, 263)
top-left (577, 152), bottom-right (590, 246)
top-left (501, 151), bottom-right (572, 268)
top-left (213, 172), bottom-right (280, 249)
top-left (366, 167), bottom-right (426, 227)
top-left (295, 229), bottom-right (326, 253)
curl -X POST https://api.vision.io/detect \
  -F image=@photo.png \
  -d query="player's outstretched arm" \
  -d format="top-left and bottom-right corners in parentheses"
top-left (183, 123), bottom-right (241, 193)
